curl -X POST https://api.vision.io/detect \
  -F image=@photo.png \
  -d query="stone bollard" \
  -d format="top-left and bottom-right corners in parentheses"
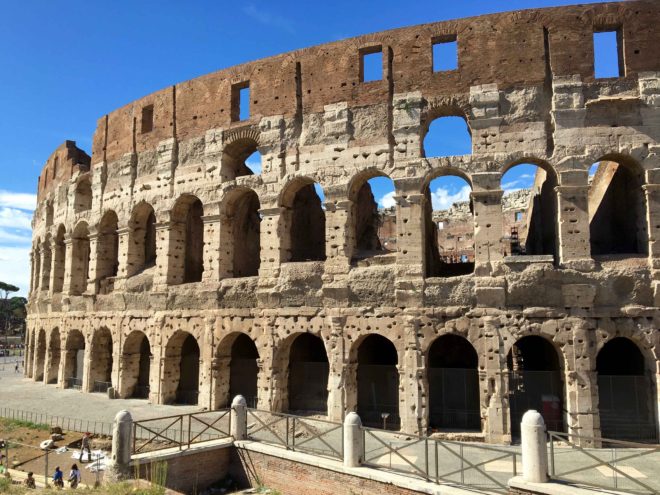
top-left (106, 410), bottom-right (133, 482)
top-left (521, 410), bottom-right (548, 483)
top-left (230, 395), bottom-right (248, 440)
top-left (343, 412), bottom-right (363, 468)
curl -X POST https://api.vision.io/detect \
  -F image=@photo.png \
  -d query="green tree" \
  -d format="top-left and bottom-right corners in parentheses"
top-left (0, 281), bottom-right (19, 348)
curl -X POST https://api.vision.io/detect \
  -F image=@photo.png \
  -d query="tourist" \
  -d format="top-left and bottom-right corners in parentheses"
top-left (68, 464), bottom-right (81, 489)
top-left (24, 472), bottom-right (36, 489)
top-left (52, 466), bottom-right (64, 488)
top-left (80, 433), bottom-right (92, 462)
top-left (14, 363), bottom-right (19, 373)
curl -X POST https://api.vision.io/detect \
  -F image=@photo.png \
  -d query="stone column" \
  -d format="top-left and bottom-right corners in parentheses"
top-left (28, 251), bottom-right (36, 296)
top-left (256, 208), bottom-right (282, 307)
top-left (198, 320), bottom-right (215, 410)
top-left (82, 337), bottom-right (93, 393)
top-left (61, 349), bottom-right (77, 388)
top-left (48, 236), bottom-right (61, 296)
top-left (343, 412), bottom-right (364, 467)
top-left (113, 227), bottom-right (131, 289)
top-left (117, 353), bottom-right (139, 399)
top-left (322, 187), bottom-right (352, 305)
top-left (25, 329), bottom-right (34, 378)
top-left (325, 315), bottom-right (346, 422)
top-left (521, 410), bottom-right (548, 483)
top-left (644, 173), bottom-right (660, 306)
top-left (62, 235), bottom-right (75, 295)
top-left (483, 317), bottom-right (509, 444)
top-left (399, 316), bottom-right (424, 435)
top-left (556, 170), bottom-right (593, 269)
top-left (471, 173), bottom-right (505, 269)
top-left (211, 356), bottom-right (231, 409)
top-left (393, 178), bottom-right (425, 307)
top-left (153, 220), bottom-right (184, 289)
top-left (106, 410), bottom-right (133, 482)
top-left (201, 213), bottom-right (222, 285)
top-left (230, 395), bottom-right (248, 440)
top-left (38, 241), bottom-right (52, 294)
top-left (86, 230), bottom-right (100, 294)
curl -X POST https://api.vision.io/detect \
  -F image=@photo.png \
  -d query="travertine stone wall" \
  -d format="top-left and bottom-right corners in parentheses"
top-left (27, 1), bottom-right (660, 445)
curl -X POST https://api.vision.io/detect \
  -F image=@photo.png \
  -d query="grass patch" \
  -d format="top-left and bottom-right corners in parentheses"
top-left (0, 418), bottom-right (50, 432)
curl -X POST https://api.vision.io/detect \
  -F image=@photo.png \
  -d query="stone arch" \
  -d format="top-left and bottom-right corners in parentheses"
top-left (74, 176), bottom-right (92, 213)
top-left (287, 333), bottom-right (329, 414)
top-left (33, 329), bottom-right (46, 381)
top-left (51, 225), bottom-right (66, 293)
top-left (63, 329), bottom-right (85, 389)
top-left (127, 202), bottom-right (157, 277)
top-left (421, 105), bottom-right (472, 158)
top-left (121, 330), bottom-right (152, 399)
top-left (97, 210), bottom-right (119, 289)
top-left (45, 201), bottom-right (54, 228)
top-left (427, 334), bottom-right (480, 431)
top-left (356, 334), bottom-right (400, 429)
top-left (32, 239), bottom-right (41, 293)
top-left (220, 188), bottom-right (261, 278)
top-left (279, 177), bottom-right (326, 262)
top-left (589, 154), bottom-right (647, 256)
top-left (596, 337), bottom-right (658, 442)
top-left (88, 327), bottom-right (114, 393)
top-left (45, 327), bottom-right (61, 384)
top-left (347, 170), bottom-right (396, 261)
top-left (507, 335), bottom-right (566, 438)
top-left (501, 159), bottom-right (558, 258)
top-left (215, 332), bottom-right (260, 409)
top-left (41, 234), bottom-right (52, 292)
top-left (164, 330), bottom-right (200, 405)
top-left (171, 195), bottom-right (204, 284)
top-left (221, 134), bottom-right (261, 181)
top-left (70, 221), bottom-right (90, 295)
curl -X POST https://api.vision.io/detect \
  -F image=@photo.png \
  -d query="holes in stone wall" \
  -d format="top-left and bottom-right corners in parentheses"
top-left (589, 159), bottom-right (647, 256)
top-left (594, 29), bottom-right (623, 79)
top-left (70, 222), bottom-right (90, 296)
top-left (432, 36), bottom-right (458, 72)
top-left (425, 174), bottom-right (474, 277)
top-left (97, 211), bottom-right (119, 284)
top-left (172, 195), bottom-right (204, 284)
top-left (360, 47), bottom-right (382, 82)
top-left (231, 190), bottom-right (261, 277)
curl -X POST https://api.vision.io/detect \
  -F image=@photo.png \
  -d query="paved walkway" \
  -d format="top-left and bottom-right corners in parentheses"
top-left (0, 356), bottom-right (201, 423)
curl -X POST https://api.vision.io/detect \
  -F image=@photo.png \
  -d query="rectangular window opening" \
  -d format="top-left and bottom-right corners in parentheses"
top-left (594, 29), bottom-right (623, 79)
top-left (433, 37), bottom-right (458, 72)
top-left (141, 105), bottom-right (154, 134)
top-left (360, 47), bottom-right (382, 83)
top-left (232, 82), bottom-right (250, 121)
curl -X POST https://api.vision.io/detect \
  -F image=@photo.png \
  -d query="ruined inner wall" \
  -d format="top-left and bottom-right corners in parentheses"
top-left (27, 1), bottom-right (660, 444)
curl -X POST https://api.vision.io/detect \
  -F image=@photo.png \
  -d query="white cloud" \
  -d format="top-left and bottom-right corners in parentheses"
top-left (0, 207), bottom-right (33, 230)
top-left (431, 185), bottom-right (471, 210)
top-left (378, 191), bottom-right (396, 208)
top-left (243, 4), bottom-right (295, 34)
top-left (0, 228), bottom-right (32, 245)
top-left (0, 245), bottom-right (31, 296)
top-left (0, 190), bottom-right (37, 211)
top-left (502, 180), bottom-right (524, 194)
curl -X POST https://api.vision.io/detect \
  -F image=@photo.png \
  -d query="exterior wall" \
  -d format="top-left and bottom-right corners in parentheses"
top-left (27, 1), bottom-right (660, 445)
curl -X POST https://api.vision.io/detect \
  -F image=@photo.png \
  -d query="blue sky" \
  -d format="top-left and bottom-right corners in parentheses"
top-left (0, 0), bottom-right (616, 296)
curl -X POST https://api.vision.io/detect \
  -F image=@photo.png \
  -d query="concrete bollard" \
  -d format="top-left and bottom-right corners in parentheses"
top-left (230, 395), bottom-right (248, 440)
top-left (521, 410), bottom-right (548, 483)
top-left (106, 410), bottom-right (133, 482)
top-left (343, 412), bottom-right (363, 468)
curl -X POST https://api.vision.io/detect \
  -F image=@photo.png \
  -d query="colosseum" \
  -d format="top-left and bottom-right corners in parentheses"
top-left (25, 0), bottom-right (659, 445)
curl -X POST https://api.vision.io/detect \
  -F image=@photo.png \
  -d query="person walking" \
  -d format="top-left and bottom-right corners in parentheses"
top-left (68, 464), bottom-right (81, 489)
top-left (80, 433), bottom-right (92, 463)
top-left (14, 363), bottom-right (19, 373)
top-left (52, 466), bottom-right (64, 488)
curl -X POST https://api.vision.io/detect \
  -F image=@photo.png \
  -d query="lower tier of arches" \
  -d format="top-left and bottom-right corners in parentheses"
top-left (24, 310), bottom-right (660, 444)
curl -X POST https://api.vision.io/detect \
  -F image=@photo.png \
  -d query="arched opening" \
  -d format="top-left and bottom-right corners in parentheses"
top-left (74, 177), bottom-right (92, 213)
top-left (32, 241), bottom-right (41, 293)
top-left (70, 222), bottom-right (90, 295)
top-left (52, 226), bottom-right (66, 293)
top-left (34, 329), bottom-right (46, 381)
top-left (597, 338), bottom-right (658, 442)
top-left (425, 174), bottom-right (474, 277)
top-left (45, 328), bottom-right (61, 384)
top-left (501, 163), bottom-right (557, 258)
top-left (280, 179), bottom-right (326, 262)
top-left (427, 335), bottom-right (480, 431)
top-left (128, 203), bottom-right (157, 277)
top-left (41, 234), bottom-right (52, 291)
top-left (165, 331), bottom-right (200, 405)
top-left (229, 334), bottom-right (259, 408)
top-left (172, 196), bottom-right (204, 284)
top-left (63, 330), bottom-right (85, 389)
top-left (122, 331), bottom-right (151, 399)
top-left (507, 336), bottom-right (565, 438)
top-left (45, 202), bottom-right (54, 228)
top-left (97, 211), bottom-right (119, 290)
top-left (423, 115), bottom-right (471, 158)
top-left (357, 335), bottom-right (399, 429)
top-left (89, 327), bottom-right (113, 393)
top-left (589, 159), bottom-right (647, 256)
top-left (350, 174), bottom-right (396, 262)
top-left (287, 334), bottom-right (329, 414)
top-left (223, 189), bottom-right (261, 278)
top-left (221, 138), bottom-right (261, 181)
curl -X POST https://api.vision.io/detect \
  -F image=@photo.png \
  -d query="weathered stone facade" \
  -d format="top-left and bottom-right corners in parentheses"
top-left (27, 1), bottom-right (660, 444)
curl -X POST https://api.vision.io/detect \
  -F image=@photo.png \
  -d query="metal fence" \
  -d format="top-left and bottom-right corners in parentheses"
top-left (362, 427), bottom-right (518, 494)
top-left (0, 407), bottom-right (114, 437)
top-left (132, 409), bottom-right (231, 454)
top-left (246, 409), bottom-right (343, 460)
top-left (65, 377), bottom-right (82, 390)
top-left (93, 381), bottom-right (112, 394)
top-left (548, 431), bottom-right (660, 495)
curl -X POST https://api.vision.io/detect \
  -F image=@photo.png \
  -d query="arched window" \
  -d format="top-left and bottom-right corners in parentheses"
top-left (222, 189), bottom-right (261, 278)
top-left (350, 175), bottom-right (396, 262)
top-left (74, 177), bottom-right (92, 213)
top-left (357, 335), bottom-right (399, 429)
top-left (425, 174), bottom-right (474, 277)
top-left (501, 163), bottom-right (557, 257)
top-left (41, 234), bottom-right (52, 291)
top-left (280, 179), bottom-right (326, 262)
top-left (229, 334), bottom-right (259, 407)
top-left (589, 159), bottom-right (647, 256)
top-left (51, 225), bottom-right (66, 294)
top-left (63, 330), bottom-right (85, 389)
top-left (89, 327), bottom-right (113, 393)
top-left (97, 211), bottom-right (119, 286)
top-left (121, 331), bottom-right (151, 399)
top-left (45, 328), bottom-right (61, 385)
top-left (171, 196), bottom-right (204, 284)
top-left (287, 333), bottom-right (329, 414)
top-left (423, 115), bottom-right (471, 158)
top-left (128, 203), bottom-right (157, 277)
top-left (221, 138), bottom-right (262, 181)
top-left (70, 223), bottom-right (90, 295)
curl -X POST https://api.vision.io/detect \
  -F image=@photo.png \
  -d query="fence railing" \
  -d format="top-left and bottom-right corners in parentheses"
top-left (93, 380), bottom-right (112, 394)
top-left (132, 409), bottom-right (231, 454)
top-left (0, 407), bottom-right (114, 436)
top-left (548, 431), bottom-right (660, 495)
top-left (246, 409), bottom-right (343, 461)
top-left (65, 377), bottom-right (82, 390)
top-left (362, 427), bottom-right (518, 494)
